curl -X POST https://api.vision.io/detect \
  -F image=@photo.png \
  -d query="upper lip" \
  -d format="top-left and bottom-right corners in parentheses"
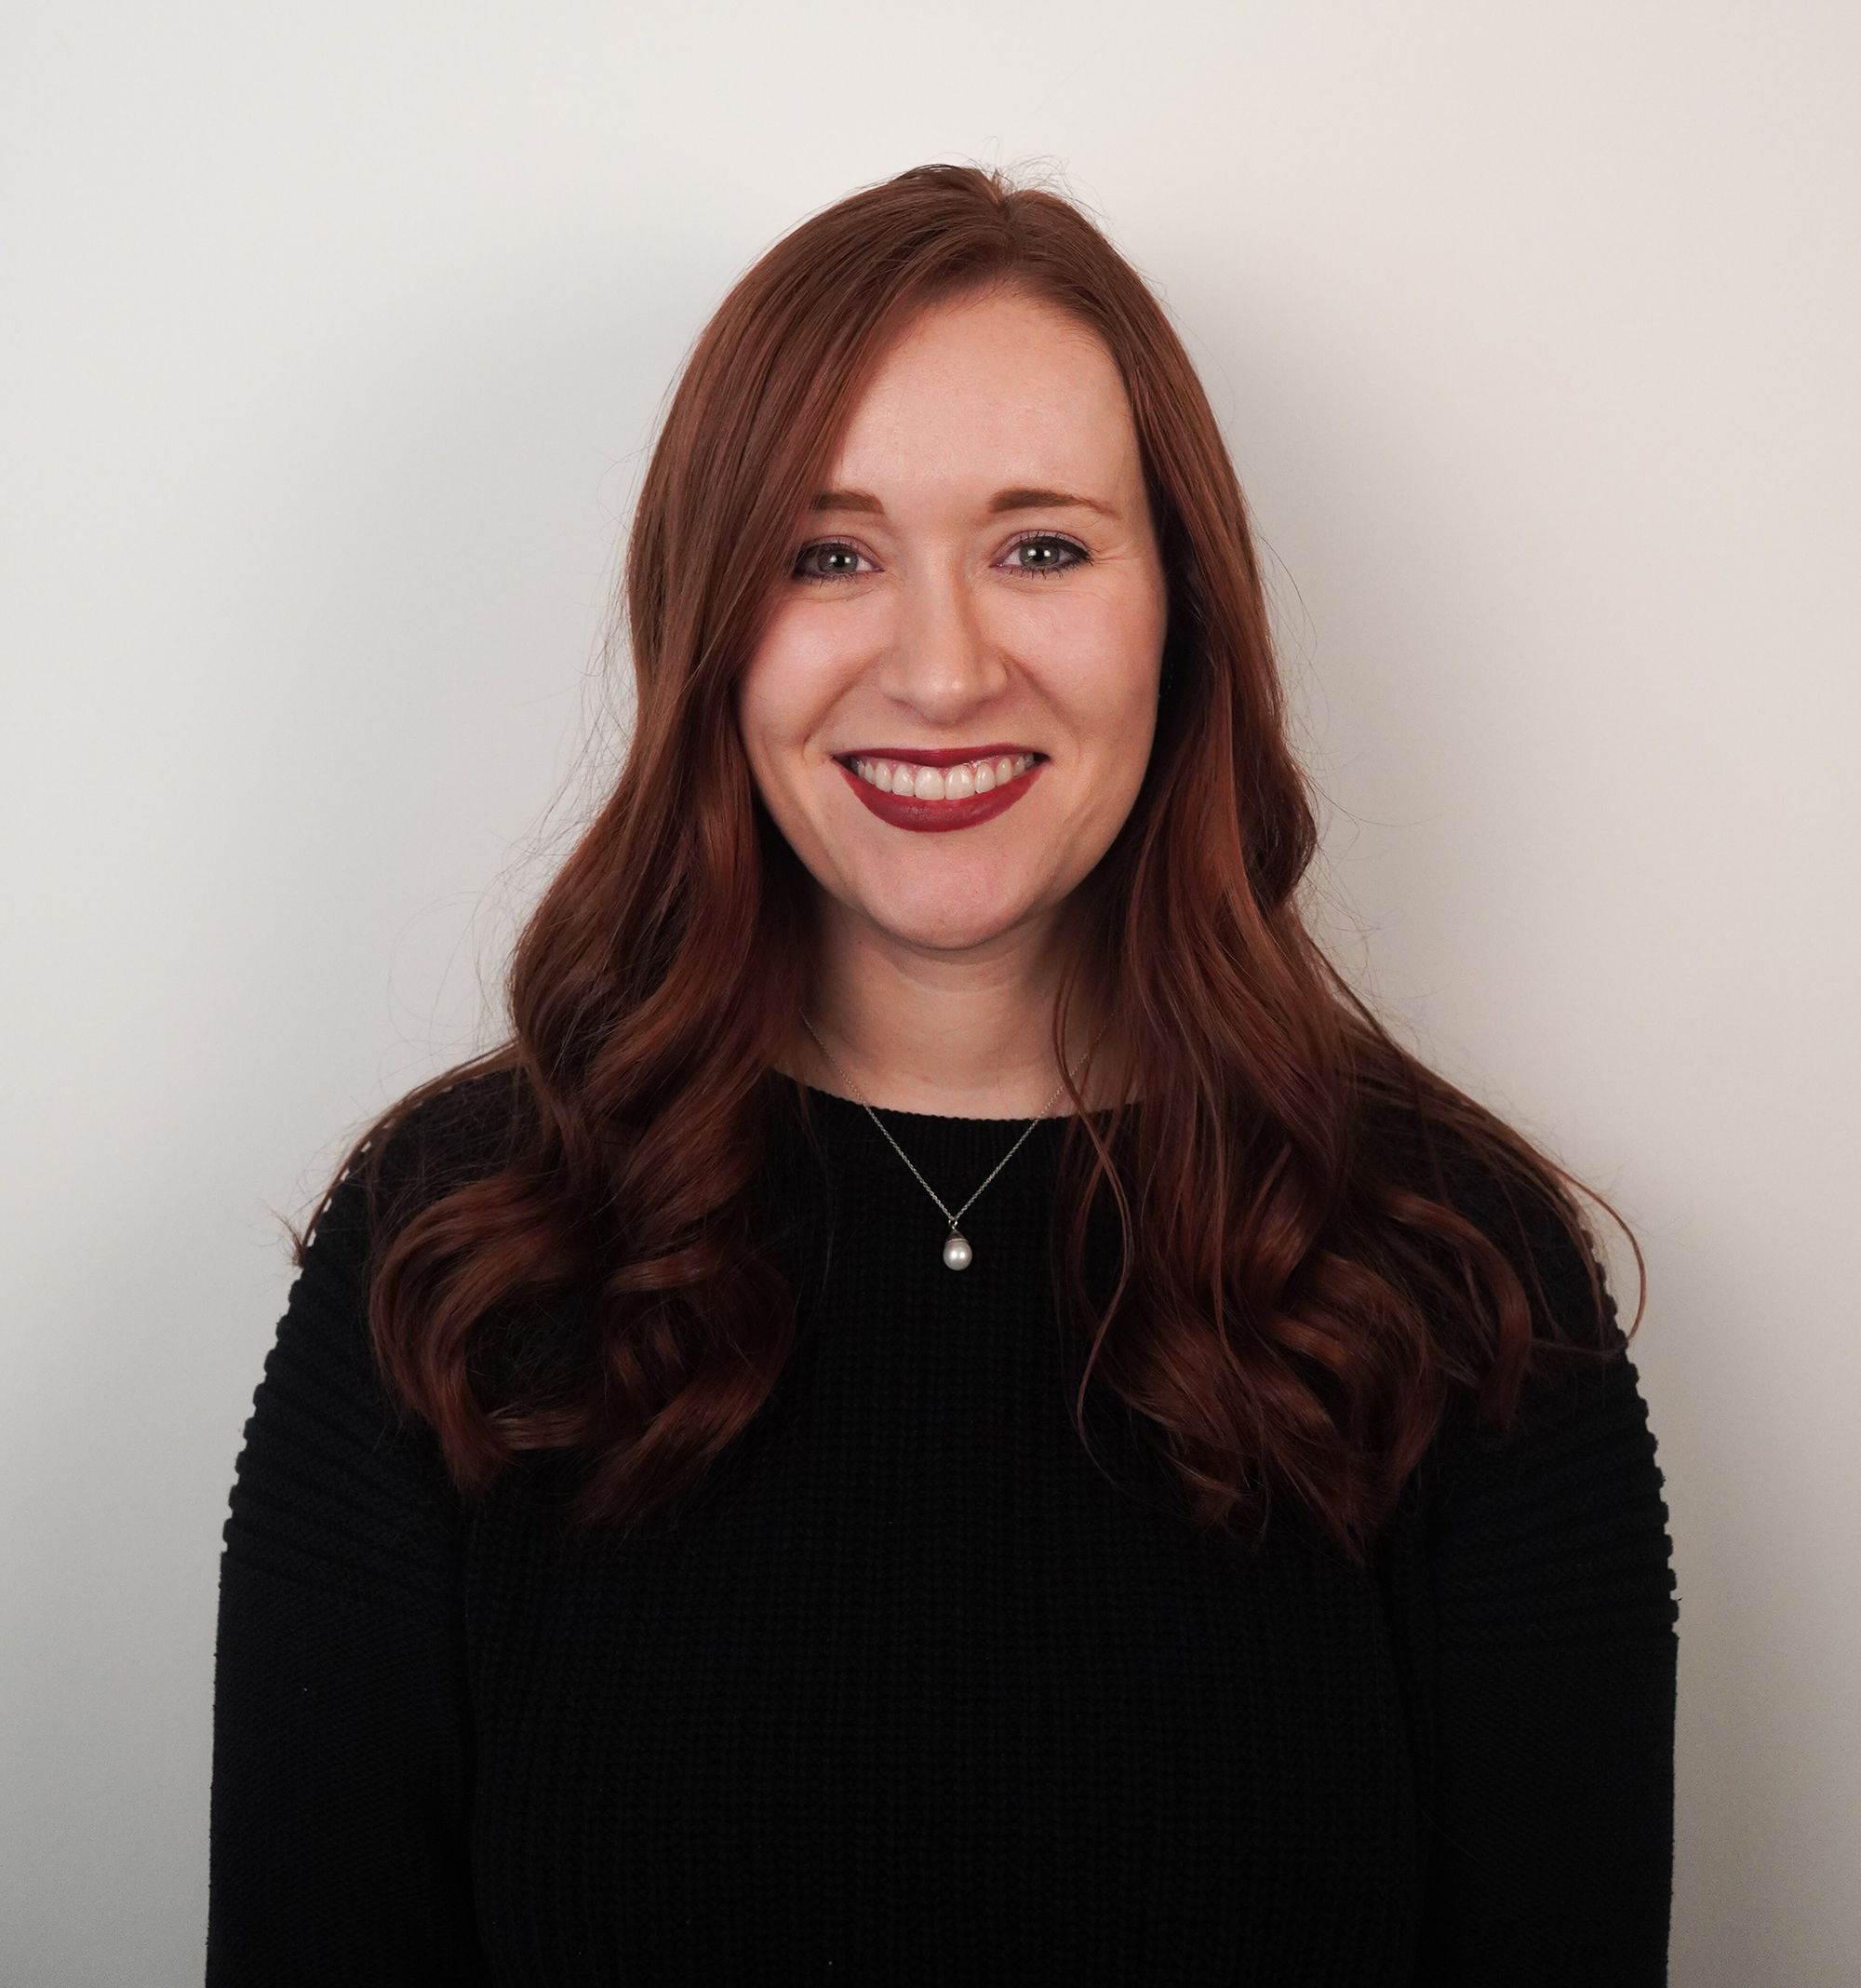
top-left (834, 744), bottom-right (1045, 768)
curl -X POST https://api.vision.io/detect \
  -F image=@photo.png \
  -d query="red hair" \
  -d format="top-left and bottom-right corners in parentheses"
top-left (294, 160), bottom-right (1646, 1567)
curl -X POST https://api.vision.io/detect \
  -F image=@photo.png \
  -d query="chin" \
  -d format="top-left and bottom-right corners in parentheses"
top-left (854, 897), bottom-right (1033, 952)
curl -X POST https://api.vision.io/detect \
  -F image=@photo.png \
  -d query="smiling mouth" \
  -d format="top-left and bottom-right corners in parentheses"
top-left (831, 747), bottom-right (1048, 770)
top-left (836, 748), bottom-right (1044, 801)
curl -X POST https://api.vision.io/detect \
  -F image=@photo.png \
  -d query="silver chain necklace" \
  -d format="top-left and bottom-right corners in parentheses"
top-left (797, 1010), bottom-right (1112, 1272)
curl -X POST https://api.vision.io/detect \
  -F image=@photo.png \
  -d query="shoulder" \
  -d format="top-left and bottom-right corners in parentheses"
top-left (1349, 1095), bottom-right (1652, 1531)
top-left (381, 1062), bottom-right (529, 1177)
top-left (1358, 1094), bottom-right (1622, 1350)
top-left (342, 1063), bottom-right (531, 1240)
top-left (222, 1090), bottom-right (515, 1621)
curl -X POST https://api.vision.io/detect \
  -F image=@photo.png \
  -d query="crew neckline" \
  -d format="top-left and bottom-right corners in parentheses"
top-left (777, 1074), bottom-right (1125, 1131)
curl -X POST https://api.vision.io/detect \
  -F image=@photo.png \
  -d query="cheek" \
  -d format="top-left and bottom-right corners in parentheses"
top-left (1041, 576), bottom-right (1163, 671)
top-left (1047, 610), bottom-right (1162, 740)
top-left (737, 632), bottom-right (823, 759)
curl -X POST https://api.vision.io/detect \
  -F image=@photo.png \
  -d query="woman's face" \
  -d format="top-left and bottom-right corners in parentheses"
top-left (736, 285), bottom-right (1170, 968)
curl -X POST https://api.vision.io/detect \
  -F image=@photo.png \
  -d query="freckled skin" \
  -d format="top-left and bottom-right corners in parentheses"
top-left (736, 287), bottom-right (1169, 1112)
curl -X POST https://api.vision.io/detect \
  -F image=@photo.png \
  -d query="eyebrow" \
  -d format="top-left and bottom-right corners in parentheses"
top-left (807, 484), bottom-right (1121, 521)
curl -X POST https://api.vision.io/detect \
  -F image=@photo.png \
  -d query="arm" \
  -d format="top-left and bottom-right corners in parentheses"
top-left (206, 1155), bottom-right (489, 1985)
top-left (1414, 1232), bottom-right (1681, 1983)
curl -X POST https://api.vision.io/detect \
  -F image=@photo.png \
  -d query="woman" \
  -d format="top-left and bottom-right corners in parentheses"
top-left (208, 163), bottom-right (1679, 1985)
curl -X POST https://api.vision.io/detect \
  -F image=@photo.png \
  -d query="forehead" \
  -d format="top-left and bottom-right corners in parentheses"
top-left (825, 290), bottom-right (1139, 494)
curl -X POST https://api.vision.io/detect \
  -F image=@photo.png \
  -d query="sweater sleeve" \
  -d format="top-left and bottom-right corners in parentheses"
top-left (206, 1150), bottom-right (489, 1985)
top-left (1413, 1212), bottom-right (1680, 1984)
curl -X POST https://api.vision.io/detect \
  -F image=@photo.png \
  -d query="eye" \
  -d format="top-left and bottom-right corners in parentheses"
top-left (791, 538), bottom-right (876, 584)
top-left (789, 531), bottom-right (1093, 585)
top-left (1000, 531), bottom-right (1091, 579)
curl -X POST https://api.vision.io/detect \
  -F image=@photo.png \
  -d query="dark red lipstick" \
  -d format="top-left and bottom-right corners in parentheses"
top-left (833, 751), bottom-right (1047, 834)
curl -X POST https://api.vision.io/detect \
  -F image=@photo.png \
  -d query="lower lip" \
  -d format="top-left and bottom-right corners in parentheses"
top-left (835, 759), bottom-right (1047, 832)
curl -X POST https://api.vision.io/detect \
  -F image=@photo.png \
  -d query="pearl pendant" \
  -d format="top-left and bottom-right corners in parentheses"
top-left (942, 1232), bottom-right (973, 1271)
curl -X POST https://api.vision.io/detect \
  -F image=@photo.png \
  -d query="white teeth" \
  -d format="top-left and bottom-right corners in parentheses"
top-left (850, 752), bottom-right (1037, 799)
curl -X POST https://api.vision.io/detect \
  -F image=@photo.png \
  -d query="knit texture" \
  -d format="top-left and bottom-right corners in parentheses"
top-left (208, 1072), bottom-right (1680, 1984)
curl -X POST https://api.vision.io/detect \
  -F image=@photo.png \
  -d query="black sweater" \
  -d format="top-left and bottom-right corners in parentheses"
top-left (208, 1072), bottom-right (1680, 1984)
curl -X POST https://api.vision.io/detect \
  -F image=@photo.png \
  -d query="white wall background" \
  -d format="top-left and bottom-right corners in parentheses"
top-left (5, 3), bottom-right (1855, 1981)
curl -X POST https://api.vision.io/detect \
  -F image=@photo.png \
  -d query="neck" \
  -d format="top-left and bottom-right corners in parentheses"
top-left (783, 1003), bottom-right (1128, 1120)
top-left (782, 893), bottom-right (1130, 1117)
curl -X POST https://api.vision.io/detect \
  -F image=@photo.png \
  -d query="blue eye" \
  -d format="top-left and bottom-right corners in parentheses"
top-left (790, 531), bottom-right (1091, 584)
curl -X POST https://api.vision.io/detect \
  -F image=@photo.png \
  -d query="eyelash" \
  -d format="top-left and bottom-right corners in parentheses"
top-left (790, 531), bottom-right (1091, 585)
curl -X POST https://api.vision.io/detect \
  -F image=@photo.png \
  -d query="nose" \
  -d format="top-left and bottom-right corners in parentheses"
top-left (871, 561), bottom-right (1010, 719)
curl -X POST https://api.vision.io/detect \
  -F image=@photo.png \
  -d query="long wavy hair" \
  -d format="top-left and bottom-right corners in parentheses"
top-left (291, 159), bottom-right (1647, 1568)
